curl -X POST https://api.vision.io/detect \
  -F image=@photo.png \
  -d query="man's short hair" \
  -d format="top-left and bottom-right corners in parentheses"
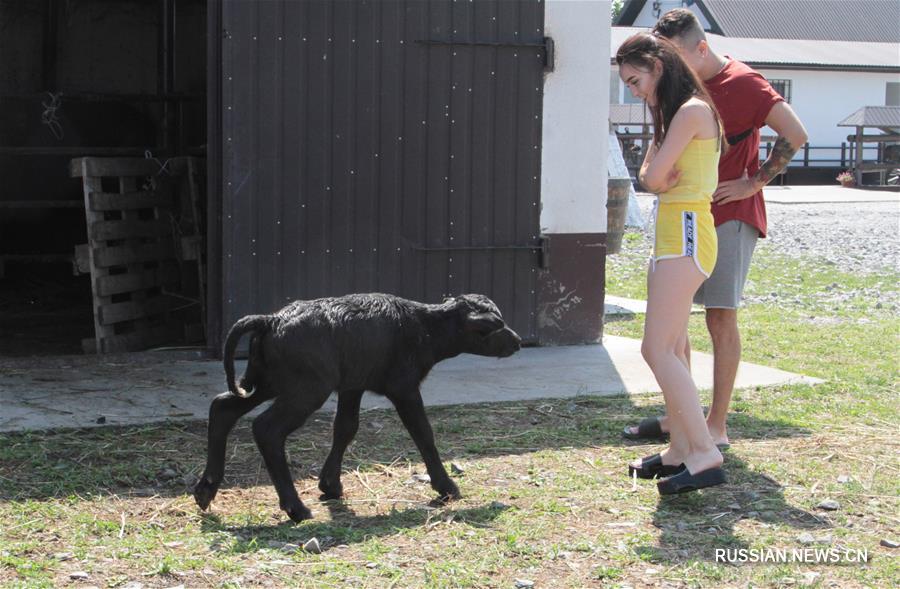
top-left (653, 8), bottom-right (706, 46)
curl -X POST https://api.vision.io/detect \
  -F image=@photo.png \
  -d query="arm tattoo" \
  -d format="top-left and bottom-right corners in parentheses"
top-left (754, 136), bottom-right (799, 186)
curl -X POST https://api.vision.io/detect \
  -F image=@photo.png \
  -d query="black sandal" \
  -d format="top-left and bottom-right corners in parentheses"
top-left (657, 466), bottom-right (726, 495)
top-left (628, 454), bottom-right (685, 479)
top-left (622, 416), bottom-right (669, 441)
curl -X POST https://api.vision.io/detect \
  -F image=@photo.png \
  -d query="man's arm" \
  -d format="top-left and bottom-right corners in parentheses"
top-left (713, 102), bottom-right (808, 204)
top-left (754, 102), bottom-right (808, 185)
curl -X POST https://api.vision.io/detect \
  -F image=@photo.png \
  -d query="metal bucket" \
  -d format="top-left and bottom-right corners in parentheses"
top-left (606, 177), bottom-right (631, 254)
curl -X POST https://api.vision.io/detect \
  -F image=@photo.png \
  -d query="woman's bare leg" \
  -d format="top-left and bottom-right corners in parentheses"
top-left (623, 263), bottom-right (689, 438)
top-left (633, 257), bottom-right (722, 475)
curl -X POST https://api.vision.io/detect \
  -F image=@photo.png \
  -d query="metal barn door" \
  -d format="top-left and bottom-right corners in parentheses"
top-left (219, 0), bottom-right (546, 341)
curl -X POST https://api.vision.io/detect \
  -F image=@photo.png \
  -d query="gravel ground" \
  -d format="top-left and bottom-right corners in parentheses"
top-left (633, 193), bottom-right (900, 275)
top-left (763, 200), bottom-right (899, 275)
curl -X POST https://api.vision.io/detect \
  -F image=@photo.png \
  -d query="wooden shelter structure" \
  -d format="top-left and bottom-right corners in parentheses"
top-left (609, 104), bottom-right (652, 181)
top-left (837, 106), bottom-right (900, 186)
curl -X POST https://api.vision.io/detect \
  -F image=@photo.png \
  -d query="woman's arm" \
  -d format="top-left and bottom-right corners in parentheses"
top-left (639, 101), bottom-right (712, 193)
top-left (639, 143), bottom-right (680, 194)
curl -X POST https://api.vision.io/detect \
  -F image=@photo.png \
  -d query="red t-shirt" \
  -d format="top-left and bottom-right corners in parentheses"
top-left (705, 58), bottom-right (784, 237)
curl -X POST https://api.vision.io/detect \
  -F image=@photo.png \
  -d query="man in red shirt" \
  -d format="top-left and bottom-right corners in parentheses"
top-left (623, 9), bottom-right (808, 447)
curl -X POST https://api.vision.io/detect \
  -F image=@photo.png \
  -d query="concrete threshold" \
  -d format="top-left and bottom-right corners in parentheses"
top-left (0, 337), bottom-right (821, 433)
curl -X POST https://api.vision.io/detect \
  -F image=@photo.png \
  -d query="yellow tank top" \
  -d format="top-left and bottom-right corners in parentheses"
top-left (659, 137), bottom-right (720, 205)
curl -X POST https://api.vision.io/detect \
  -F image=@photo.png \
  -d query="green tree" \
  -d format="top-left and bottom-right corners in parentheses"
top-left (612, 0), bottom-right (625, 21)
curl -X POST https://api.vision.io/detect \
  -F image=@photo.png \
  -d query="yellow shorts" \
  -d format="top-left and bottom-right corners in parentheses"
top-left (652, 202), bottom-right (718, 277)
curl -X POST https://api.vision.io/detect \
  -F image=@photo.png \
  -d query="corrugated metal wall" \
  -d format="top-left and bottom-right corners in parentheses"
top-left (220, 0), bottom-right (545, 341)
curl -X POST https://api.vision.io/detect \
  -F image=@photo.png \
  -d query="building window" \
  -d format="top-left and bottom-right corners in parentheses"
top-left (769, 79), bottom-right (792, 103)
top-left (887, 82), bottom-right (900, 106)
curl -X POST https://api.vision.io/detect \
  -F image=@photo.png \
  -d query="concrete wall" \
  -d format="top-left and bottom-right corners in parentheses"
top-left (536, 1), bottom-right (611, 345)
top-left (540, 0), bottom-right (611, 234)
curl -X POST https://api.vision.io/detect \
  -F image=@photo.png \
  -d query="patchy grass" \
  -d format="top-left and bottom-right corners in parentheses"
top-left (1, 231), bottom-right (898, 588)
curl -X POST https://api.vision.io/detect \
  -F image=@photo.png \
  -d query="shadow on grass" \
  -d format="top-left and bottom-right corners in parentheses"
top-left (198, 500), bottom-right (510, 554)
top-left (611, 398), bottom-right (825, 564)
top-left (632, 452), bottom-right (831, 565)
top-left (598, 399), bottom-right (813, 445)
top-left (0, 395), bottom-right (812, 504)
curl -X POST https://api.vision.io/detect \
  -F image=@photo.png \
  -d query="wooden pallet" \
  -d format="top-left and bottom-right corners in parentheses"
top-left (71, 157), bottom-right (205, 353)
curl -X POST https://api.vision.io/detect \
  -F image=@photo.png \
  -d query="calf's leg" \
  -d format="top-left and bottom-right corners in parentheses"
top-left (391, 392), bottom-right (460, 501)
top-left (252, 382), bottom-right (331, 522)
top-left (318, 389), bottom-right (364, 499)
top-left (194, 388), bottom-right (273, 510)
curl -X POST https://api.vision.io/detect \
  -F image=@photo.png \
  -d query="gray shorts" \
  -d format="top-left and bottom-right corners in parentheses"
top-left (693, 220), bottom-right (759, 309)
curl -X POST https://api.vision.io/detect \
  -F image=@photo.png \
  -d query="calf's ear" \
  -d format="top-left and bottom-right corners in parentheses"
top-left (465, 312), bottom-right (504, 333)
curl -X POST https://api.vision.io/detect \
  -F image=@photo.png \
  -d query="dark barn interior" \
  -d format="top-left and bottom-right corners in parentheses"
top-left (0, 0), bottom-right (207, 356)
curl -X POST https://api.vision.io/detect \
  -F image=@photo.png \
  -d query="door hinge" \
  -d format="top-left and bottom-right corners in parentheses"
top-left (415, 37), bottom-right (554, 72)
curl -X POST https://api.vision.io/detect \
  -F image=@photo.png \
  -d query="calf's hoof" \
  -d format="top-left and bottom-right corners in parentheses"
top-left (193, 478), bottom-right (220, 511)
top-left (318, 478), bottom-right (344, 501)
top-left (283, 501), bottom-right (314, 523)
top-left (434, 479), bottom-right (461, 503)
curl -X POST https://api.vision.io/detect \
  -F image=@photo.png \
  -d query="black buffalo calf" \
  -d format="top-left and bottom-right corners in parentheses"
top-left (194, 293), bottom-right (521, 522)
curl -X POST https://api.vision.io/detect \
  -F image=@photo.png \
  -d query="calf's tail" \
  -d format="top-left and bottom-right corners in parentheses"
top-left (223, 314), bottom-right (270, 398)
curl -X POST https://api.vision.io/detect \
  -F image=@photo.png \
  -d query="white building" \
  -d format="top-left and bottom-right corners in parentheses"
top-left (611, 0), bottom-right (900, 172)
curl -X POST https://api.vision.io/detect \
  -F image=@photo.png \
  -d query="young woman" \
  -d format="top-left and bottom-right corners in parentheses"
top-left (616, 32), bottom-right (726, 494)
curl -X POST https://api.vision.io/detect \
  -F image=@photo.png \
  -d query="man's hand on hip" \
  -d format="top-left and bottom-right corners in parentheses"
top-left (713, 170), bottom-right (763, 204)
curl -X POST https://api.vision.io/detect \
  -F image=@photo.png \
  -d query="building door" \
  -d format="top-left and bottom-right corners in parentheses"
top-left (216, 0), bottom-right (547, 344)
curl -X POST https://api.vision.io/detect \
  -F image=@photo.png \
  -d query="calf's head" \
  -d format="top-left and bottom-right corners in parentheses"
top-left (450, 294), bottom-right (521, 358)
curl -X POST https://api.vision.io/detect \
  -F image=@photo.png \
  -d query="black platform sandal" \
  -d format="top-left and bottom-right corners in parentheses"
top-left (657, 466), bottom-right (726, 495)
top-left (628, 453), bottom-right (685, 479)
top-left (622, 416), bottom-right (669, 441)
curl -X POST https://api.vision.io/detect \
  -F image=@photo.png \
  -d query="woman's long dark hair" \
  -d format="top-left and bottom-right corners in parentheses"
top-left (616, 32), bottom-right (724, 150)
